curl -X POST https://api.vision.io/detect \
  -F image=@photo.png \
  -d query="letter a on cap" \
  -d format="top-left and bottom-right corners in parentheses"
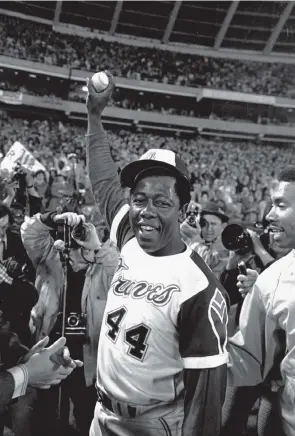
top-left (140, 149), bottom-right (176, 167)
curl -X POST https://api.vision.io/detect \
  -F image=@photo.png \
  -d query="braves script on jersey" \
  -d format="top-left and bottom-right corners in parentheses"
top-left (96, 205), bottom-right (228, 406)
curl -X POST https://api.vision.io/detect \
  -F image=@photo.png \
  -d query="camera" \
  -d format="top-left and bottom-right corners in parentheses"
top-left (11, 163), bottom-right (27, 186)
top-left (55, 220), bottom-right (90, 248)
top-left (221, 223), bottom-right (254, 255)
top-left (186, 204), bottom-right (201, 228)
top-left (52, 312), bottom-right (86, 337)
top-left (71, 220), bottom-right (88, 242)
top-left (221, 222), bottom-right (270, 255)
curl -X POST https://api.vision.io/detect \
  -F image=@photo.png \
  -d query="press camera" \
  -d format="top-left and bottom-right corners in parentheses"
top-left (52, 312), bottom-right (86, 337)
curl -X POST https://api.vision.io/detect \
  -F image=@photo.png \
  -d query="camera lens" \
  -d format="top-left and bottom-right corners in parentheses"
top-left (67, 314), bottom-right (79, 327)
top-left (221, 223), bottom-right (253, 254)
top-left (188, 216), bottom-right (195, 225)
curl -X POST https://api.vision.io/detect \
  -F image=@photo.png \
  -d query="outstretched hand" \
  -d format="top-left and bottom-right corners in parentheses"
top-left (86, 70), bottom-right (115, 116)
top-left (23, 336), bottom-right (83, 390)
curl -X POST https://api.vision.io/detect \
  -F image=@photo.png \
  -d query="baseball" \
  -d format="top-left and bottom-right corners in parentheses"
top-left (91, 71), bottom-right (109, 93)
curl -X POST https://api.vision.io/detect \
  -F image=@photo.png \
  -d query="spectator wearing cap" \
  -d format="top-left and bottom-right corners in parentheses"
top-left (181, 201), bottom-right (229, 277)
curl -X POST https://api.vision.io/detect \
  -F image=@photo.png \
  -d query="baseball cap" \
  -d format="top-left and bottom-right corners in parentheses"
top-left (67, 153), bottom-right (78, 160)
top-left (120, 149), bottom-right (191, 204)
top-left (201, 201), bottom-right (229, 223)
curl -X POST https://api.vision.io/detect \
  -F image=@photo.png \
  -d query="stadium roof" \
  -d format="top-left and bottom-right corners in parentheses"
top-left (1, 1), bottom-right (295, 55)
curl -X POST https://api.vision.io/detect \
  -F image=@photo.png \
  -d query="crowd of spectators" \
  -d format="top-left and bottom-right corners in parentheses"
top-left (0, 15), bottom-right (295, 97)
top-left (0, 109), bottom-right (294, 227)
top-left (0, 78), bottom-right (286, 126)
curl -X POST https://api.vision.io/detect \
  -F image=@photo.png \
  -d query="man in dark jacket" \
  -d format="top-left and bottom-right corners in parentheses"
top-left (0, 204), bottom-right (35, 283)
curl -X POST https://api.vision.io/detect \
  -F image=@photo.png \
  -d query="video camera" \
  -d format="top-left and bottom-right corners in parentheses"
top-left (221, 222), bottom-right (269, 255)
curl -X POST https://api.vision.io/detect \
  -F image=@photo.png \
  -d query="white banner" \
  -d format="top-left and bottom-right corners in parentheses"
top-left (0, 142), bottom-right (46, 173)
top-left (0, 90), bottom-right (23, 105)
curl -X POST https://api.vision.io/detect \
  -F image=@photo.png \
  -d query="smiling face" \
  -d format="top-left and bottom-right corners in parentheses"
top-left (266, 181), bottom-right (295, 249)
top-left (129, 175), bottom-right (185, 256)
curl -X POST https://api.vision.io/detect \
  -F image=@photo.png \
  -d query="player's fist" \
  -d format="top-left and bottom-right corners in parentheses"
top-left (86, 70), bottom-right (115, 116)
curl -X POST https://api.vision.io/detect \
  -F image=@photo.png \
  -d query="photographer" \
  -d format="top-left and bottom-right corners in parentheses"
top-left (220, 217), bottom-right (290, 330)
top-left (0, 204), bottom-right (35, 283)
top-left (3, 164), bottom-right (43, 217)
top-left (221, 225), bottom-right (275, 322)
top-left (180, 200), bottom-right (229, 277)
top-left (220, 221), bottom-right (290, 436)
top-left (21, 210), bottom-right (119, 436)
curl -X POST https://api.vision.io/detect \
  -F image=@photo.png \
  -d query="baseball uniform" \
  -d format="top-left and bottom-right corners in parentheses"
top-left (87, 130), bottom-right (228, 436)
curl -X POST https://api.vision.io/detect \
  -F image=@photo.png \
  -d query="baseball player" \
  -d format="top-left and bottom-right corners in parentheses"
top-left (86, 72), bottom-right (228, 436)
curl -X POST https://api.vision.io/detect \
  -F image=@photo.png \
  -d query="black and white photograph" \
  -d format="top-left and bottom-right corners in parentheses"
top-left (0, 1), bottom-right (294, 435)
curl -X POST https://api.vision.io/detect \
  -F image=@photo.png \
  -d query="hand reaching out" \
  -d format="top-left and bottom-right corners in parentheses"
top-left (22, 336), bottom-right (83, 390)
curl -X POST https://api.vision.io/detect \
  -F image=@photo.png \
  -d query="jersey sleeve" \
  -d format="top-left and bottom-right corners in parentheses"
top-left (178, 251), bottom-right (229, 369)
top-left (109, 204), bottom-right (134, 251)
top-left (86, 129), bottom-right (134, 249)
top-left (86, 129), bottom-right (126, 229)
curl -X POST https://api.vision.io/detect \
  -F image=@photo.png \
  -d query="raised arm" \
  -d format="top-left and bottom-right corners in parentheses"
top-left (86, 72), bottom-right (128, 234)
top-left (21, 213), bottom-right (57, 269)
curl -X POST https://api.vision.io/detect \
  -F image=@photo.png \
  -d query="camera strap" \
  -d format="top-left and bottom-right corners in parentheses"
top-left (80, 247), bottom-right (100, 265)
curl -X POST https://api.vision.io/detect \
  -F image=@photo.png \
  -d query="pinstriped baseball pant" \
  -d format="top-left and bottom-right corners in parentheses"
top-left (90, 400), bottom-right (183, 436)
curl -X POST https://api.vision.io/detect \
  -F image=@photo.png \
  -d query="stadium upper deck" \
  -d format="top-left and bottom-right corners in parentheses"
top-left (1, 1), bottom-right (295, 59)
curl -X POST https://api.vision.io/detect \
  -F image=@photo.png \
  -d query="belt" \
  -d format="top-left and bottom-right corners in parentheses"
top-left (96, 387), bottom-right (137, 418)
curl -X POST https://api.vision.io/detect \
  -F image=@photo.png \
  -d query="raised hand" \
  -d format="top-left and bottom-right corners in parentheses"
top-left (180, 218), bottom-right (202, 245)
top-left (86, 70), bottom-right (115, 116)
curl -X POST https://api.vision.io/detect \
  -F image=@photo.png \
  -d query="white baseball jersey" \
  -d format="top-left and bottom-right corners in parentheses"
top-left (96, 205), bottom-right (228, 406)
